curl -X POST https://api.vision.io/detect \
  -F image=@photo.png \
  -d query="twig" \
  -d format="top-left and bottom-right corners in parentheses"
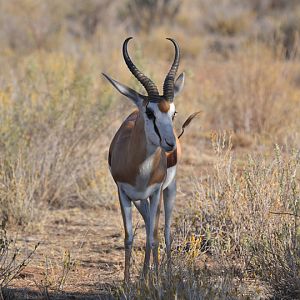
top-left (269, 211), bottom-right (299, 217)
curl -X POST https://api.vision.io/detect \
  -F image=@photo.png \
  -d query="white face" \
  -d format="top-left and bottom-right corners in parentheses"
top-left (142, 101), bottom-right (177, 152)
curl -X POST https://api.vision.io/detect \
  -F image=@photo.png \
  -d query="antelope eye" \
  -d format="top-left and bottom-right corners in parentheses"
top-left (172, 111), bottom-right (178, 120)
top-left (146, 109), bottom-right (155, 119)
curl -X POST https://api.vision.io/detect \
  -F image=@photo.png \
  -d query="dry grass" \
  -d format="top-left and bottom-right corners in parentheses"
top-left (0, 224), bottom-right (39, 291)
top-left (117, 135), bottom-right (299, 299)
top-left (0, 0), bottom-right (300, 298)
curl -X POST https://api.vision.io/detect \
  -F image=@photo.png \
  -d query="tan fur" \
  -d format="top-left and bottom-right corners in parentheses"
top-left (166, 133), bottom-right (181, 168)
top-left (109, 111), bottom-right (145, 185)
top-left (148, 148), bottom-right (167, 186)
top-left (158, 100), bottom-right (170, 113)
top-left (109, 111), bottom-right (169, 186)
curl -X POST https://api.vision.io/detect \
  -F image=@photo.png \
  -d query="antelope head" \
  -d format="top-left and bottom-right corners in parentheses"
top-left (103, 37), bottom-right (185, 152)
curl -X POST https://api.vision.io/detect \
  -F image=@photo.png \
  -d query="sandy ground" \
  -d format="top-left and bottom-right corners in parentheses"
top-left (7, 206), bottom-right (125, 299)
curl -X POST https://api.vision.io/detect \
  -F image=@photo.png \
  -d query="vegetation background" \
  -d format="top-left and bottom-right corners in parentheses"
top-left (0, 0), bottom-right (299, 299)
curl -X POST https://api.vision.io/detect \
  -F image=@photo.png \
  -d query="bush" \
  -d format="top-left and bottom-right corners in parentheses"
top-left (200, 47), bottom-right (300, 139)
top-left (182, 135), bottom-right (300, 298)
top-left (0, 51), bottom-right (116, 224)
top-left (0, 222), bottom-right (38, 289)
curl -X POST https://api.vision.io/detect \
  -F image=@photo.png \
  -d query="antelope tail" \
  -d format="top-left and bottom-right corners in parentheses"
top-left (178, 111), bottom-right (201, 139)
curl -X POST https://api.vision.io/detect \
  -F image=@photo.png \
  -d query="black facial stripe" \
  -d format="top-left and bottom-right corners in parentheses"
top-left (153, 118), bottom-right (162, 142)
top-left (146, 102), bottom-right (161, 142)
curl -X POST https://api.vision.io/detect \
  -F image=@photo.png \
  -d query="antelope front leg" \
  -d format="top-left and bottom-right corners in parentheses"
top-left (118, 187), bottom-right (133, 283)
top-left (133, 200), bottom-right (150, 277)
top-left (163, 178), bottom-right (176, 262)
top-left (149, 187), bottom-right (163, 274)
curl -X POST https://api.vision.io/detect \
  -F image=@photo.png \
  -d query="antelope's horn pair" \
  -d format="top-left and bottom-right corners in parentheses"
top-left (123, 37), bottom-right (180, 101)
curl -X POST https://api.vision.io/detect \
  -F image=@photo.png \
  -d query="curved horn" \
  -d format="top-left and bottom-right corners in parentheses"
top-left (123, 37), bottom-right (159, 96)
top-left (163, 38), bottom-right (180, 101)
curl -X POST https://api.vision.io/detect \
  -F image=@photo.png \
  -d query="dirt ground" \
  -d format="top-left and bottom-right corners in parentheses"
top-left (7, 206), bottom-right (125, 299)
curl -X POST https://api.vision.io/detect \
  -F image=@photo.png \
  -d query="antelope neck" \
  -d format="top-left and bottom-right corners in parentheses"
top-left (130, 111), bottom-right (159, 158)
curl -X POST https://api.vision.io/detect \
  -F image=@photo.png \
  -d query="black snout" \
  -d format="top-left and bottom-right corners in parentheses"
top-left (165, 139), bottom-right (175, 148)
top-left (164, 138), bottom-right (176, 151)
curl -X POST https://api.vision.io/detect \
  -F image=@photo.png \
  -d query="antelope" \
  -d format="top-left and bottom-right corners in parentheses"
top-left (103, 37), bottom-right (199, 282)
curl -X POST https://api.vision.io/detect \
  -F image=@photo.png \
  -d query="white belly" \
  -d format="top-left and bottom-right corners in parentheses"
top-left (117, 166), bottom-right (176, 200)
top-left (118, 182), bottom-right (161, 201)
top-left (112, 150), bottom-right (177, 200)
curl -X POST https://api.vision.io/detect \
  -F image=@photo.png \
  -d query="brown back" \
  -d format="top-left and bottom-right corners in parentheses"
top-left (109, 111), bottom-right (180, 186)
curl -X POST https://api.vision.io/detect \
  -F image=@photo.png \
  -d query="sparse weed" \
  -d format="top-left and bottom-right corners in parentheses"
top-left (176, 135), bottom-right (299, 299)
top-left (36, 249), bottom-right (77, 295)
top-left (0, 223), bottom-right (39, 289)
top-left (120, 134), bottom-right (299, 299)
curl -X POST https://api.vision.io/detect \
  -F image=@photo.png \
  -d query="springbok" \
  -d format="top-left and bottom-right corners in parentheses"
top-left (103, 37), bottom-right (198, 282)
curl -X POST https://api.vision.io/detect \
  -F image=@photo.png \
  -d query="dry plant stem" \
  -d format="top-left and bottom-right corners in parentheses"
top-left (0, 227), bottom-right (39, 288)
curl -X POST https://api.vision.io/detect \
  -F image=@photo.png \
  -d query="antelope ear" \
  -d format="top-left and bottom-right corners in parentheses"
top-left (174, 72), bottom-right (185, 97)
top-left (102, 73), bottom-right (143, 107)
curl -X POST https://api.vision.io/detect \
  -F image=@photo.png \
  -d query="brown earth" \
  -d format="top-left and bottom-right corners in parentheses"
top-left (8, 206), bottom-right (125, 299)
